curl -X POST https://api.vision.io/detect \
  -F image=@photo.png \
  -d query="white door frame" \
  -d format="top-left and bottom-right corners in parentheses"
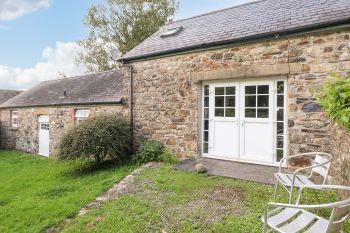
top-left (201, 77), bottom-right (287, 166)
top-left (38, 115), bottom-right (50, 157)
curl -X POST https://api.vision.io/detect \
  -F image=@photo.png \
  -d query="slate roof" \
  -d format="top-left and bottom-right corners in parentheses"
top-left (0, 70), bottom-right (123, 108)
top-left (121, 0), bottom-right (350, 61)
top-left (0, 90), bottom-right (22, 104)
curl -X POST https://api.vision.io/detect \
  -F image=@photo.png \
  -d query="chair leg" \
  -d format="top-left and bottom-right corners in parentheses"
top-left (274, 181), bottom-right (279, 200)
top-left (288, 186), bottom-right (294, 204)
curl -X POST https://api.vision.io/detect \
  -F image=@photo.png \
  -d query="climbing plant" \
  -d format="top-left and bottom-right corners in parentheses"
top-left (318, 73), bottom-right (350, 129)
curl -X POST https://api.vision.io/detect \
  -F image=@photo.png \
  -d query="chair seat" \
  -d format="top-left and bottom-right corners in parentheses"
top-left (263, 207), bottom-right (329, 233)
top-left (275, 173), bottom-right (316, 188)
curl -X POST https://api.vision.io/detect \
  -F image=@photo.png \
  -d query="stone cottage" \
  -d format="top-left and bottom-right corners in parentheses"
top-left (0, 70), bottom-right (125, 156)
top-left (119, 0), bottom-right (350, 169)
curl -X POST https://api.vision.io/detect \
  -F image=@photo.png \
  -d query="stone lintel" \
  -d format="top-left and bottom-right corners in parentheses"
top-left (192, 63), bottom-right (303, 82)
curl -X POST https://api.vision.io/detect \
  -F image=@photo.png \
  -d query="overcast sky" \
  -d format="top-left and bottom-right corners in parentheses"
top-left (0, 0), bottom-right (254, 90)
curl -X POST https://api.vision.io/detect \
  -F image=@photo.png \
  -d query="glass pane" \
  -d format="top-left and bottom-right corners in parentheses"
top-left (226, 96), bottom-right (235, 107)
top-left (277, 135), bottom-right (284, 148)
top-left (277, 95), bottom-right (284, 107)
top-left (204, 97), bottom-right (209, 107)
top-left (204, 85), bottom-right (209, 95)
top-left (277, 81), bottom-right (284, 94)
top-left (245, 96), bottom-right (256, 107)
top-left (277, 108), bottom-right (284, 121)
top-left (204, 131), bottom-right (209, 142)
top-left (215, 96), bottom-right (224, 107)
top-left (245, 86), bottom-right (256, 94)
top-left (215, 108), bottom-right (225, 117)
top-left (203, 142), bottom-right (208, 153)
top-left (215, 87), bottom-right (225, 95)
top-left (204, 120), bottom-right (209, 130)
top-left (257, 108), bottom-right (269, 118)
top-left (226, 108), bottom-right (235, 117)
top-left (204, 108), bottom-right (209, 119)
top-left (258, 95), bottom-right (269, 107)
top-left (276, 149), bottom-right (283, 162)
top-left (226, 86), bottom-right (235, 95)
top-left (258, 85), bottom-right (269, 94)
top-left (245, 108), bottom-right (256, 118)
top-left (277, 122), bottom-right (284, 135)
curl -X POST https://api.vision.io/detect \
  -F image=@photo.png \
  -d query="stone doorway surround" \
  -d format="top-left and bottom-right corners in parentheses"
top-left (175, 158), bottom-right (279, 184)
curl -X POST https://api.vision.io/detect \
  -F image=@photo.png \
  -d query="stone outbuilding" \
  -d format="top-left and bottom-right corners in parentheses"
top-left (0, 70), bottom-right (126, 156)
top-left (119, 0), bottom-right (350, 170)
top-left (0, 90), bottom-right (22, 105)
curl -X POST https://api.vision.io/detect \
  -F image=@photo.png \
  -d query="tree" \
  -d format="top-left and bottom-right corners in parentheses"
top-left (77, 0), bottom-right (178, 72)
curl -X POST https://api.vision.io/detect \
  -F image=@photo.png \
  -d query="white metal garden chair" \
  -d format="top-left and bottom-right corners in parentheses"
top-left (274, 152), bottom-right (332, 203)
top-left (263, 185), bottom-right (350, 233)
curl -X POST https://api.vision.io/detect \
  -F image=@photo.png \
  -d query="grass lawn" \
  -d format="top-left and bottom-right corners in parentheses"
top-left (60, 165), bottom-right (350, 233)
top-left (0, 150), bottom-right (135, 233)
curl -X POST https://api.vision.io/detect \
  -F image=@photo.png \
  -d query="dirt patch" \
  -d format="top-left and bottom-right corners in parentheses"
top-left (85, 215), bottom-right (106, 231)
top-left (122, 173), bottom-right (246, 231)
top-left (159, 185), bottom-right (246, 231)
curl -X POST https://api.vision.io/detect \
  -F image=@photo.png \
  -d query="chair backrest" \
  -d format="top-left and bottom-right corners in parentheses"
top-left (311, 153), bottom-right (331, 183)
top-left (326, 203), bottom-right (350, 233)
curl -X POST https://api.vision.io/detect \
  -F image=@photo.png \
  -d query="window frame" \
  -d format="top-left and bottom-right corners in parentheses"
top-left (75, 109), bottom-right (90, 125)
top-left (11, 110), bottom-right (18, 128)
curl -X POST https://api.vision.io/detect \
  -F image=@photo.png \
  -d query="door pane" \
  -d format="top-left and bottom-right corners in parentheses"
top-left (204, 85), bottom-right (209, 95)
top-left (204, 97), bottom-right (209, 107)
top-left (245, 96), bottom-right (256, 107)
top-left (245, 86), bottom-right (256, 94)
top-left (226, 87), bottom-right (235, 95)
top-left (215, 87), bottom-right (225, 95)
top-left (277, 135), bottom-right (284, 148)
top-left (215, 108), bottom-right (225, 117)
top-left (258, 95), bottom-right (269, 107)
top-left (204, 120), bottom-right (209, 130)
top-left (257, 109), bottom-right (269, 118)
top-left (277, 81), bottom-right (284, 94)
top-left (277, 109), bottom-right (284, 121)
top-left (277, 122), bottom-right (284, 134)
top-left (215, 96), bottom-right (224, 107)
top-left (204, 108), bottom-right (209, 118)
top-left (226, 108), bottom-right (235, 117)
top-left (258, 85), bottom-right (269, 94)
top-left (226, 96), bottom-right (235, 107)
top-left (277, 95), bottom-right (284, 107)
top-left (245, 108), bottom-right (256, 118)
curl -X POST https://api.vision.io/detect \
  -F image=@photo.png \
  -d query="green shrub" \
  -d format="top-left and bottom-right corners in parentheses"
top-left (317, 73), bottom-right (350, 129)
top-left (57, 114), bottom-right (132, 163)
top-left (132, 140), bottom-right (170, 165)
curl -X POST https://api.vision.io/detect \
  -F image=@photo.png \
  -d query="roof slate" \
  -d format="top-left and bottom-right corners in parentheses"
top-left (121, 0), bottom-right (350, 61)
top-left (0, 70), bottom-right (123, 108)
top-left (0, 90), bottom-right (22, 104)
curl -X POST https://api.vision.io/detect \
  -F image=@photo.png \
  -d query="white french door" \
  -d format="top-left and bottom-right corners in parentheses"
top-left (202, 79), bottom-right (286, 165)
top-left (240, 81), bottom-right (274, 163)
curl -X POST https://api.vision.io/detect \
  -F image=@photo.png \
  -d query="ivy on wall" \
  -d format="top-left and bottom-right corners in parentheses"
top-left (318, 73), bottom-right (350, 129)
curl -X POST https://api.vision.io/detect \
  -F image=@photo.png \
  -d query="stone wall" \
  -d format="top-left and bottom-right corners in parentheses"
top-left (123, 28), bottom-right (350, 159)
top-left (0, 104), bottom-right (124, 155)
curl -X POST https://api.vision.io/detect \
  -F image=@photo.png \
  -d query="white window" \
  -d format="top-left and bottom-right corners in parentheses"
top-left (11, 111), bottom-right (18, 128)
top-left (75, 109), bottom-right (90, 125)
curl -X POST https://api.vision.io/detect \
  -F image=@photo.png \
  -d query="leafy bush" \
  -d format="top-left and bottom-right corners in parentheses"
top-left (317, 73), bottom-right (350, 129)
top-left (57, 114), bottom-right (132, 163)
top-left (132, 140), bottom-right (177, 165)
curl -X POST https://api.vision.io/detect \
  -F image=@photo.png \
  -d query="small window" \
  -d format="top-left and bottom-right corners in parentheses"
top-left (160, 26), bottom-right (183, 38)
top-left (75, 109), bottom-right (90, 125)
top-left (11, 111), bottom-right (18, 128)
